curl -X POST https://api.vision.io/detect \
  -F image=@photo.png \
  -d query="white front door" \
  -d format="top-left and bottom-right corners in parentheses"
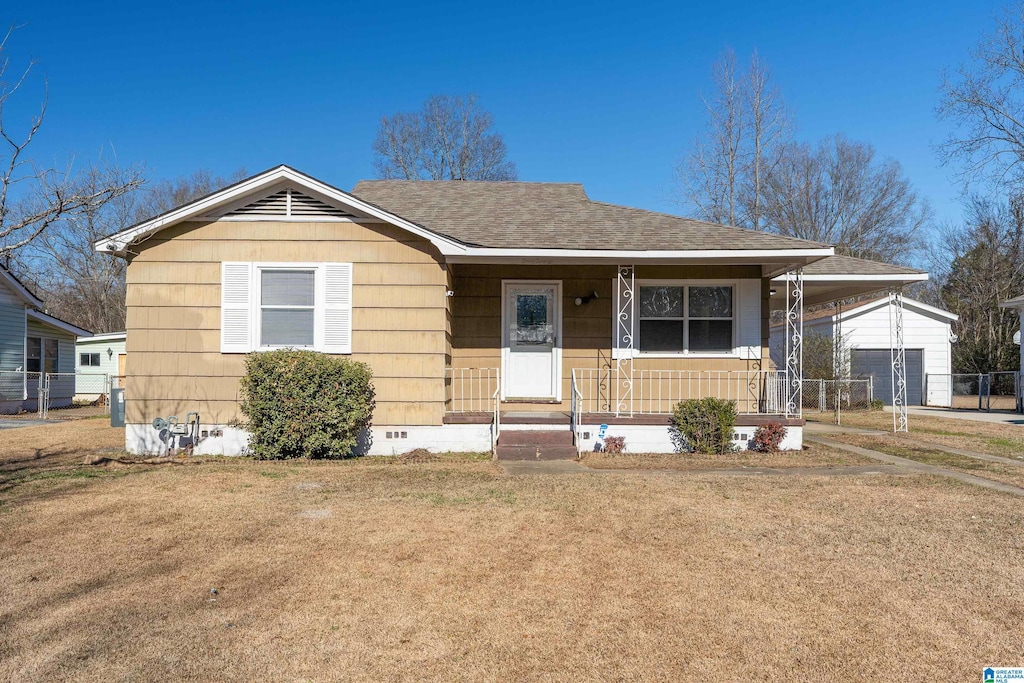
top-left (503, 282), bottom-right (561, 400)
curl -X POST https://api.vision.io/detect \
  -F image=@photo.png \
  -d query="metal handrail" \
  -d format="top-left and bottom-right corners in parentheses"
top-left (445, 367), bottom-right (501, 413)
top-left (491, 384), bottom-right (500, 457)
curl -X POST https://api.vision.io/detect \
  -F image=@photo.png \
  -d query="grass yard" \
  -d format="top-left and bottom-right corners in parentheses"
top-left (2, 421), bottom-right (1024, 681)
top-left (806, 410), bottom-right (1024, 460)
top-left (581, 440), bottom-right (874, 470)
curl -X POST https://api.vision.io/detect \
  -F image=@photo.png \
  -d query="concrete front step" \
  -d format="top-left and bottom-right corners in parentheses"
top-left (498, 430), bottom-right (574, 446)
top-left (495, 444), bottom-right (580, 461)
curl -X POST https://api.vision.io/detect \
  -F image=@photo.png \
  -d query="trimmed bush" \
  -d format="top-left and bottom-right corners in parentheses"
top-left (750, 422), bottom-right (787, 452)
top-left (603, 435), bottom-right (626, 454)
top-left (869, 398), bottom-right (885, 411)
top-left (239, 350), bottom-right (375, 459)
top-left (671, 397), bottom-right (737, 454)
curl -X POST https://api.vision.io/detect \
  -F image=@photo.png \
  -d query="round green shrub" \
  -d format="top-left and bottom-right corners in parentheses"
top-left (239, 350), bottom-right (375, 459)
top-left (670, 397), bottom-right (737, 454)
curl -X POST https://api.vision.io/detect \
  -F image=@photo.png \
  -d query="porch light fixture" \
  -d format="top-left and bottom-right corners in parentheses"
top-left (575, 290), bottom-right (599, 306)
top-left (107, 347), bottom-right (113, 359)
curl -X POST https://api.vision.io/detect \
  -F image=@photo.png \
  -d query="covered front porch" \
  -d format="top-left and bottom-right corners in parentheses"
top-left (441, 256), bottom-right (927, 453)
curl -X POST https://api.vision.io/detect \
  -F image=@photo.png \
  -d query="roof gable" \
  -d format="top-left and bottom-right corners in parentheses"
top-left (0, 266), bottom-right (43, 308)
top-left (95, 166), bottom-right (468, 256)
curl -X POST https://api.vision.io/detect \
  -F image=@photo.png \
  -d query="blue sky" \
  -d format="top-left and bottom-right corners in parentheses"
top-left (4, 0), bottom-right (1005, 235)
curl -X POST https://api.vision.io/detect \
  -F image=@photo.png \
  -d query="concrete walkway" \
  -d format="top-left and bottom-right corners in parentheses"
top-left (500, 459), bottom-right (905, 478)
top-left (806, 434), bottom-right (1024, 498)
top-left (900, 406), bottom-right (1024, 425)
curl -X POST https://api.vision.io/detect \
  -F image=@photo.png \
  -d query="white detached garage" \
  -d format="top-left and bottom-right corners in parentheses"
top-left (772, 296), bottom-right (958, 407)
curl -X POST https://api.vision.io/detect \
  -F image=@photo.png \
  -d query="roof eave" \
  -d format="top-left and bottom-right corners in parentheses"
top-left (445, 247), bottom-right (834, 268)
top-left (27, 309), bottom-right (92, 337)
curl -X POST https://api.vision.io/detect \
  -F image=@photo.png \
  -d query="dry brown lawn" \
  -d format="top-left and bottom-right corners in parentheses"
top-left (2, 421), bottom-right (1024, 681)
top-left (822, 432), bottom-right (1024, 490)
top-left (807, 410), bottom-right (1024, 460)
top-left (581, 440), bottom-right (874, 470)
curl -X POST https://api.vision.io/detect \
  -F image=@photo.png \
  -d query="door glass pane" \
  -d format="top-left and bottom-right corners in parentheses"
top-left (261, 270), bottom-right (314, 306)
top-left (27, 337), bottom-right (41, 373)
top-left (515, 293), bottom-right (552, 345)
top-left (689, 286), bottom-right (732, 318)
top-left (688, 320), bottom-right (733, 351)
top-left (640, 287), bottom-right (683, 318)
top-left (639, 320), bottom-right (685, 352)
top-left (44, 339), bottom-right (59, 373)
top-left (261, 309), bottom-right (315, 346)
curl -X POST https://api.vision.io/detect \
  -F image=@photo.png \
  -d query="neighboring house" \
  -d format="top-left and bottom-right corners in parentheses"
top-left (95, 166), bottom-right (927, 456)
top-left (0, 267), bottom-right (91, 414)
top-left (999, 294), bottom-right (1024, 413)
top-left (75, 331), bottom-right (127, 400)
top-left (770, 296), bottom-right (958, 407)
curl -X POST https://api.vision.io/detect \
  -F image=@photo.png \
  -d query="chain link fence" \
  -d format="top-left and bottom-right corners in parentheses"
top-left (928, 372), bottom-right (1021, 412)
top-left (0, 371), bottom-right (116, 419)
top-left (800, 378), bottom-right (874, 412)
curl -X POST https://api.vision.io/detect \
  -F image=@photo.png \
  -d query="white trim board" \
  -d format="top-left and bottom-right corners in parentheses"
top-left (27, 309), bottom-right (91, 337)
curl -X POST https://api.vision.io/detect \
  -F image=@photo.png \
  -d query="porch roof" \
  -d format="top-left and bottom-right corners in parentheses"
top-left (771, 255), bottom-right (929, 308)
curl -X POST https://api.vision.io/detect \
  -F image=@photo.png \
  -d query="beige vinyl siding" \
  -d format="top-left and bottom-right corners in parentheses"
top-left (124, 220), bottom-right (448, 426)
top-left (450, 264), bottom-right (770, 412)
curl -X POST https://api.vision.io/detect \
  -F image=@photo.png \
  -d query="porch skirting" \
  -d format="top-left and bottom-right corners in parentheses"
top-left (125, 417), bottom-right (804, 456)
top-left (124, 423), bottom-right (494, 457)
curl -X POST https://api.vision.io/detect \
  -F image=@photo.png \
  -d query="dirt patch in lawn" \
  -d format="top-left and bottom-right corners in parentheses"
top-left (807, 411), bottom-right (1024, 460)
top-left (825, 433), bottom-right (1024, 490)
top-left (581, 440), bottom-right (874, 471)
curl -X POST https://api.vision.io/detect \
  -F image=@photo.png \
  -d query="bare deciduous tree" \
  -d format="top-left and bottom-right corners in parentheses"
top-left (757, 135), bottom-right (931, 263)
top-left (17, 168), bottom-right (247, 333)
top-left (938, 4), bottom-right (1024, 190)
top-left (677, 49), bottom-right (791, 228)
top-left (0, 26), bottom-right (142, 258)
top-left (935, 197), bottom-right (1024, 373)
top-left (373, 94), bottom-right (517, 181)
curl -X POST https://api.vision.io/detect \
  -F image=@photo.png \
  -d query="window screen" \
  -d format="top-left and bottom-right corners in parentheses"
top-left (260, 269), bottom-right (315, 347)
top-left (44, 339), bottom-right (58, 373)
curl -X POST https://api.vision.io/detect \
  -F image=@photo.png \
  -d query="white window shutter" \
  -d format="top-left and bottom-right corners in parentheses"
top-left (320, 263), bottom-right (353, 354)
top-left (737, 279), bottom-right (762, 360)
top-left (221, 262), bottom-right (253, 353)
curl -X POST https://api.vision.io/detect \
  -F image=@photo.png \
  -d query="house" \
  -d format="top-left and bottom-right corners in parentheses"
top-left (0, 267), bottom-right (92, 414)
top-left (75, 331), bottom-right (127, 400)
top-left (999, 294), bottom-right (1024, 413)
top-left (770, 296), bottom-right (958, 407)
top-left (94, 166), bottom-right (927, 456)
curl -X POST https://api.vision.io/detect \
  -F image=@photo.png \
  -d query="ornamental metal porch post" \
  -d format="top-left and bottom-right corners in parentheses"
top-left (889, 289), bottom-right (909, 432)
top-left (615, 265), bottom-right (634, 417)
top-left (784, 269), bottom-right (804, 418)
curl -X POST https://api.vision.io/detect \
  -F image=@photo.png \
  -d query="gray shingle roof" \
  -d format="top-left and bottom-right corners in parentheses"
top-left (801, 254), bottom-right (926, 277)
top-left (351, 180), bottom-right (831, 251)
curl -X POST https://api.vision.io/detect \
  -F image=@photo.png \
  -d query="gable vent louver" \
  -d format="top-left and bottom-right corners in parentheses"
top-left (225, 189), bottom-right (359, 218)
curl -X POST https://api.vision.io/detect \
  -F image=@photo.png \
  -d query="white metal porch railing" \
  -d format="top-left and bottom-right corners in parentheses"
top-left (444, 367), bottom-right (501, 413)
top-left (570, 368), bottom-right (788, 416)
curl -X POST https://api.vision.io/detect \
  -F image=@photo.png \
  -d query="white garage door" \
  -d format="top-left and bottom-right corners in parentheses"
top-left (851, 349), bottom-right (923, 406)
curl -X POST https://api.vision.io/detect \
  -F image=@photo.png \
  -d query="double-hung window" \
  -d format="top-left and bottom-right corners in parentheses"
top-left (638, 284), bottom-right (734, 354)
top-left (221, 262), bottom-right (353, 354)
top-left (259, 269), bottom-right (316, 348)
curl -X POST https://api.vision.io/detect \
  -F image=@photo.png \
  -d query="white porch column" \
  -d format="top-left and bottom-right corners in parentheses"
top-left (615, 265), bottom-right (635, 417)
top-left (784, 269), bottom-right (803, 418)
top-left (889, 289), bottom-right (909, 432)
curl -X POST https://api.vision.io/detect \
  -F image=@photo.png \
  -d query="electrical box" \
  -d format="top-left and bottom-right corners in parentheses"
top-left (110, 388), bottom-right (125, 427)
